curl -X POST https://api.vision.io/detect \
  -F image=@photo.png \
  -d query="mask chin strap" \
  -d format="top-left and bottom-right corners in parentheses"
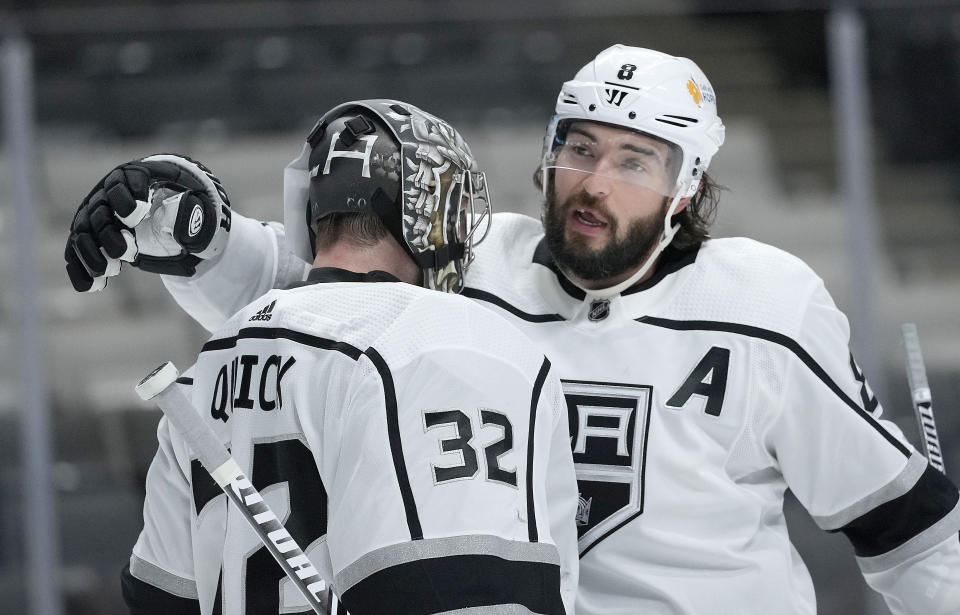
top-left (563, 190), bottom-right (684, 301)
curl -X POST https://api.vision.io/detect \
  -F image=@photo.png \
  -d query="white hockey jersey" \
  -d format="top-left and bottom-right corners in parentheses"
top-left (159, 212), bottom-right (960, 615)
top-left (127, 267), bottom-right (579, 615)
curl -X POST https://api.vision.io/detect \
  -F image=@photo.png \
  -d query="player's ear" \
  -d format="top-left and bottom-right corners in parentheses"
top-left (532, 167), bottom-right (543, 191)
top-left (673, 180), bottom-right (701, 215)
top-left (674, 196), bottom-right (692, 215)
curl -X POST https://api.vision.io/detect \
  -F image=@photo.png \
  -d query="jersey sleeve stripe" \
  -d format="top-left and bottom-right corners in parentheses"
top-left (526, 357), bottom-right (552, 543)
top-left (857, 500), bottom-right (960, 574)
top-left (336, 537), bottom-right (564, 615)
top-left (363, 346), bottom-right (423, 540)
top-left (122, 563), bottom-right (200, 615)
top-left (127, 555), bottom-right (198, 600)
top-left (814, 453), bottom-right (927, 531)
top-left (636, 316), bottom-right (911, 457)
top-left (462, 287), bottom-right (566, 323)
top-left (334, 535), bottom-right (561, 593)
top-left (200, 326), bottom-right (362, 359)
top-left (836, 463), bottom-right (960, 561)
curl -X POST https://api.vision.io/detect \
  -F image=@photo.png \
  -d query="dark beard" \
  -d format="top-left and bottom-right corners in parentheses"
top-left (543, 187), bottom-right (666, 282)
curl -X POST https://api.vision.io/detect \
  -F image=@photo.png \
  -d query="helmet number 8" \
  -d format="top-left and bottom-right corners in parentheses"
top-left (617, 64), bottom-right (637, 80)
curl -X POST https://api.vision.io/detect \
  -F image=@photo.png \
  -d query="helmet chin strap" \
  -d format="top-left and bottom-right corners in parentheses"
top-left (562, 191), bottom-right (685, 301)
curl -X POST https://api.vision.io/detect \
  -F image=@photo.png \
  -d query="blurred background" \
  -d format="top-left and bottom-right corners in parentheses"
top-left (1, 0), bottom-right (959, 613)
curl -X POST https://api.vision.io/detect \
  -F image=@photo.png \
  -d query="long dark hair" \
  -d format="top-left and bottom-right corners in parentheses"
top-left (670, 171), bottom-right (725, 249)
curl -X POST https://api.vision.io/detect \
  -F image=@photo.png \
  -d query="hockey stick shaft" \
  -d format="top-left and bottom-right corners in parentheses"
top-left (900, 323), bottom-right (946, 473)
top-left (135, 362), bottom-right (330, 615)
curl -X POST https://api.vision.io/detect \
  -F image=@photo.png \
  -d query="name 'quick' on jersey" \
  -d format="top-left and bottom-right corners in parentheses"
top-left (126, 270), bottom-right (579, 615)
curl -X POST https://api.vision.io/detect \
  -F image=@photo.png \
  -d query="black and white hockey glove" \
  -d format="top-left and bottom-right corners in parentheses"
top-left (65, 154), bottom-right (232, 292)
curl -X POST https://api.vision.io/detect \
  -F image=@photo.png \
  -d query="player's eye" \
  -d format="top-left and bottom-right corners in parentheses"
top-left (620, 158), bottom-right (648, 173)
top-left (567, 142), bottom-right (594, 158)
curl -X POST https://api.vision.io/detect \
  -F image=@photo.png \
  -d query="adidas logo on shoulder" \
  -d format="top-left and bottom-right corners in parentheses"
top-left (249, 299), bottom-right (277, 322)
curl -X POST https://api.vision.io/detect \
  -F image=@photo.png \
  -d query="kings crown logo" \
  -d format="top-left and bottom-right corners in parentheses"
top-left (576, 494), bottom-right (593, 526)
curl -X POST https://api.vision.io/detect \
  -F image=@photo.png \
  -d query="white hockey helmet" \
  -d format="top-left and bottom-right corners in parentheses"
top-left (542, 44), bottom-right (725, 200)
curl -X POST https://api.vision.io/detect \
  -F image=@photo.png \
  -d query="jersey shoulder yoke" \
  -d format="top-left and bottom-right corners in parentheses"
top-left (662, 237), bottom-right (827, 337)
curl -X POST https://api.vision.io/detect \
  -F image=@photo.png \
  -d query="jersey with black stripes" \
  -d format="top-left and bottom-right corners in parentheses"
top-left (160, 211), bottom-right (960, 615)
top-left (127, 271), bottom-right (579, 615)
top-left (461, 213), bottom-right (960, 615)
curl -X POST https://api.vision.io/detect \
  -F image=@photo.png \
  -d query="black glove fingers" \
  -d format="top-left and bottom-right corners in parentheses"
top-left (64, 246), bottom-right (95, 292)
top-left (71, 206), bottom-right (91, 234)
top-left (74, 187), bottom-right (108, 230)
top-left (103, 168), bottom-right (126, 188)
top-left (98, 223), bottom-right (129, 259)
top-left (73, 232), bottom-right (108, 276)
top-left (88, 201), bottom-right (113, 233)
top-left (105, 182), bottom-right (138, 219)
top-left (120, 164), bottom-right (152, 197)
top-left (142, 159), bottom-right (207, 192)
top-left (138, 160), bottom-right (182, 183)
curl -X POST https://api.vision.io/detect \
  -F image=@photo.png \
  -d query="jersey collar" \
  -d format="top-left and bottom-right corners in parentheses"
top-left (286, 267), bottom-right (403, 289)
top-left (532, 238), bottom-right (701, 300)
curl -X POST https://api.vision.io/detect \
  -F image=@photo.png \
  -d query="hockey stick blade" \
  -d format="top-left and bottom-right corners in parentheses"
top-left (135, 362), bottom-right (331, 614)
top-left (900, 324), bottom-right (946, 473)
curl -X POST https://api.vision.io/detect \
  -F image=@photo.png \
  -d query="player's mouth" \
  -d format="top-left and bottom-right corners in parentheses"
top-left (570, 208), bottom-right (609, 235)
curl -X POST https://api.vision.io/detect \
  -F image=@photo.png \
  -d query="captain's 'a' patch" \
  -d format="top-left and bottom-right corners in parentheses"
top-left (666, 346), bottom-right (730, 417)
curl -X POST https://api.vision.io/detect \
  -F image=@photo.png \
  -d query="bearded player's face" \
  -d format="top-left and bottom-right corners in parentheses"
top-left (543, 122), bottom-right (682, 284)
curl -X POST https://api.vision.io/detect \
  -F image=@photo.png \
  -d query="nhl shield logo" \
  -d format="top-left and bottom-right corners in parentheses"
top-left (562, 379), bottom-right (652, 553)
top-left (588, 299), bottom-right (610, 322)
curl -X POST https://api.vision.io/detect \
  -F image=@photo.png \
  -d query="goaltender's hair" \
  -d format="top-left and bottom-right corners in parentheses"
top-left (309, 211), bottom-right (390, 254)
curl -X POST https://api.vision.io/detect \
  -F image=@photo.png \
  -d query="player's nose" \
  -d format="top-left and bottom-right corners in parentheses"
top-left (581, 170), bottom-right (614, 199)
